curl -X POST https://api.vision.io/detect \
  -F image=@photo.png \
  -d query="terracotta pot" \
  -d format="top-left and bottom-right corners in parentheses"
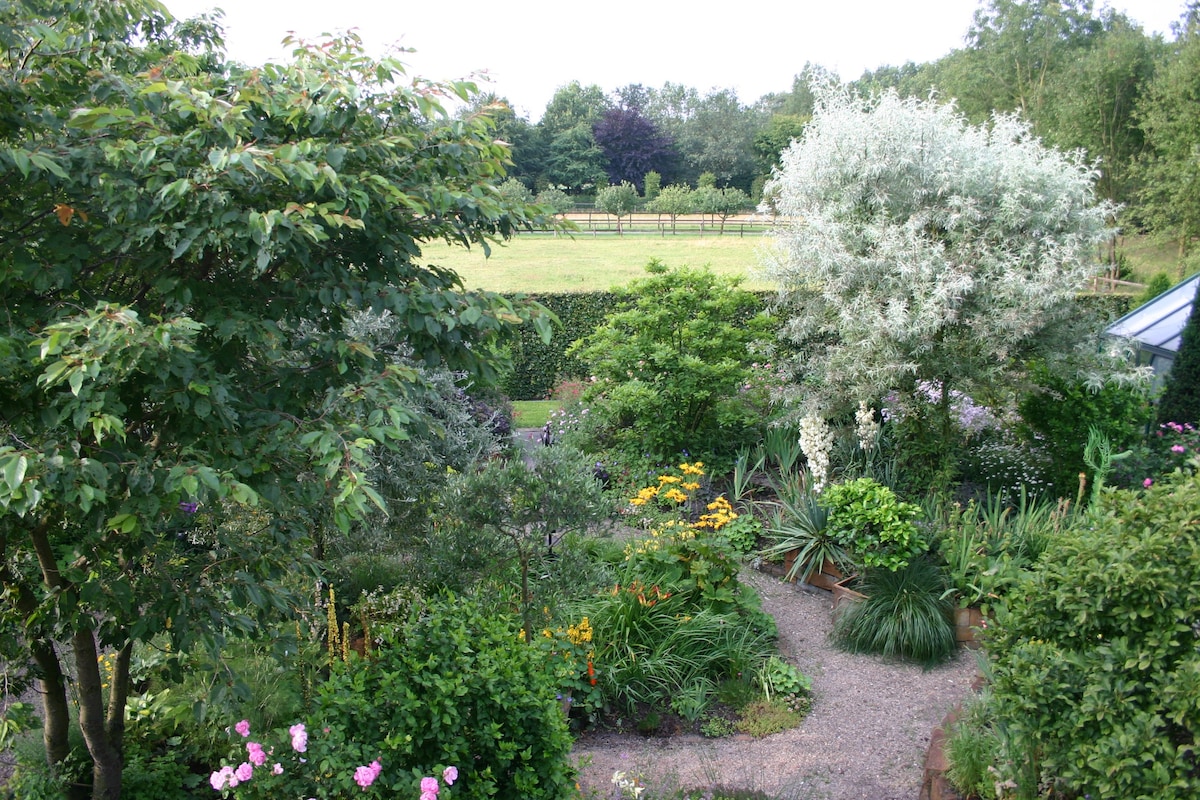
top-left (954, 606), bottom-right (988, 648)
top-left (782, 552), bottom-right (844, 589)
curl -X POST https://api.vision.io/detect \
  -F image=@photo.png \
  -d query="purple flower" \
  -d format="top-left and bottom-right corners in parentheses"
top-left (179, 500), bottom-right (199, 514)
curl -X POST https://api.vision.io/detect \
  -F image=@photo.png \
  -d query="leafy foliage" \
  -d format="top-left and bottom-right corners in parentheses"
top-left (315, 596), bottom-right (577, 800)
top-left (821, 478), bottom-right (925, 572)
top-left (569, 263), bottom-right (774, 462)
top-left (1018, 359), bottom-right (1152, 497)
top-left (593, 105), bottom-right (677, 189)
top-left (0, 4), bottom-right (553, 795)
top-left (985, 470), bottom-right (1200, 799)
top-left (765, 84), bottom-right (1115, 478)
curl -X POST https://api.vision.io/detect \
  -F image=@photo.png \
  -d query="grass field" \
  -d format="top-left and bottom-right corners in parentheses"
top-left (420, 234), bottom-right (778, 293)
top-left (511, 400), bottom-right (560, 428)
top-left (419, 231), bottom-right (1182, 294)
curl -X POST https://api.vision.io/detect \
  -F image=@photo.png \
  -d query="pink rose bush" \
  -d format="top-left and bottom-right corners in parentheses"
top-left (209, 719), bottom-right (457, 799)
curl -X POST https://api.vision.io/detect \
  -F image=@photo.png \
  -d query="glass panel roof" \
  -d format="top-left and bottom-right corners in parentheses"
top-left (1106, 273), bottom-right (1200, 356)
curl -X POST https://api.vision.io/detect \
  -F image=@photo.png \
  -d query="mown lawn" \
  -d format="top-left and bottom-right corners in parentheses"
top-left (420, 233), bottom-right (780, 293)
top-left (421, 231), bottom-right (1182, 294)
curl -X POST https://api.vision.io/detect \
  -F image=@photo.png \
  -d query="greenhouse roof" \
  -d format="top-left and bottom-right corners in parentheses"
top-left (1106, 273), bottom-right (1200, 359)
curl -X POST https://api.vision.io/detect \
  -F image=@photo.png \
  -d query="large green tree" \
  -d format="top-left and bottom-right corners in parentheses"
top-left (1042, 13), bottom-right (1159, 205)
top-left (1134, 6), bottom-right (1200, 263)
top-left (764, 85), bottom-right (1115, 478)
top-left (0, 3), bottom-right (551, 797)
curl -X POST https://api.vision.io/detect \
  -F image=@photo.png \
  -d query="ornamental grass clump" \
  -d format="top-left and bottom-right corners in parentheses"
top-left (832, 557), bottom-right (956, 667)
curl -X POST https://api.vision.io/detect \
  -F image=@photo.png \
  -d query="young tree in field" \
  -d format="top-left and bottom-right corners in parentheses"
top-left (0, 4), bottom-right (553, 797)
top-left (763, 85), bottom-right (1115, 481)
top-left (695, 186), bottom-right (751, 234)
top-left (643, 170), bottom-right (662, 201)
top-left (645, 184), bottom-right (696, 233)
top-left (594, 181), bottom-right (640, 234)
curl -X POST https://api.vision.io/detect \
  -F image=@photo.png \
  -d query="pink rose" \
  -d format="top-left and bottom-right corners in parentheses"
top-left (353, 765), bottom-right (377, 788)
top-left (234, 719), bottom-right (250, 737)
top-left (442, 766), bottom-right (458, 785)
top-left (370, 760), bottom-right (382, 778)
top-left (235, 762), bottom-right (253, 782)
top-left (247, 742), bottom-right (266, 767)
top-left (1143, 478), bottom-right (1154, 488)
top-left (420, 793), bottom-right (437, 800)
top-left (210, 765), bottom-right (235, 790)
top-left (1172, 444), bottom-right (1186, 454)
top-left (289, 723), bottom-right (308, 752)
top-left (272, 763), bottom-right (283, 775)
top-left (421, 776), bottom-right (440, 794)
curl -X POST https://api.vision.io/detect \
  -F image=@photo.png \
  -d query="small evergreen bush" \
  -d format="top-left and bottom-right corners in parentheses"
top-left (315, 596), bottom-right (576, 800)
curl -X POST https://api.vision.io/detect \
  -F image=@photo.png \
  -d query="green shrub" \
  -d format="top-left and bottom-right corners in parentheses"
top-left (944, 693), bottom-right (1003, 799)
top-left (1017, 360), bottom-right (1151, 498)
top-left (568, 263), bottom-right (774, 462)
top-left (832, 557), bottom-right (956, 667)
top-left (821, 477), bottom-right (925, 571)
top-left (313, 596), bottom-right (576, 800)
top-left (985, 468), bottom-right (1200, 799)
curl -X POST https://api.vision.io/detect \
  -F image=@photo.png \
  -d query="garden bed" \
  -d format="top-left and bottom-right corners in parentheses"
top-left (571, 570), bottom-right (977, 800)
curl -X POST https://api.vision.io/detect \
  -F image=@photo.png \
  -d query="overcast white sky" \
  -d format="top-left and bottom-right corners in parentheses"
top-left (164, 0), bottom-right (1187, 120)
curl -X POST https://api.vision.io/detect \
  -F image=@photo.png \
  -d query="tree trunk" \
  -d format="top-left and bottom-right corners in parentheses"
top-left (72, 629), bottom-right (124, 800)
top-left (31, 638), bottom-right (71, 766)
top-left (105, 642), bottom-right (132, 750)
top-left (13, 522), bottom-right (73, 766)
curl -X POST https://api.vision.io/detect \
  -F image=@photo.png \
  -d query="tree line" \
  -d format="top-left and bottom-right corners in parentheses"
top-left (483, 0), bottom-right (1200, 264)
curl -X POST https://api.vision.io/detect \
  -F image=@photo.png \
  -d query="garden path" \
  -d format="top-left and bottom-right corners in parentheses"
top-left (571, 569), bottom-right (978, 800)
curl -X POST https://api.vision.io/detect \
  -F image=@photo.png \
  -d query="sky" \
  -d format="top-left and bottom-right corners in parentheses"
top-left (164, 0), bottom-right (1188, 121)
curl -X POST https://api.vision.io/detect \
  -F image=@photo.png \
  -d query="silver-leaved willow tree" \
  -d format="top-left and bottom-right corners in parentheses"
top-left (0, 2), bottom-right (554, 797)
top-left (761, 84), bottom-right (1118, 486)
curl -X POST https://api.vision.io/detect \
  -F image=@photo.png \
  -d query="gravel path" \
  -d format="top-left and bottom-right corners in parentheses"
top-left (571, 569), bottom-right (979, 800)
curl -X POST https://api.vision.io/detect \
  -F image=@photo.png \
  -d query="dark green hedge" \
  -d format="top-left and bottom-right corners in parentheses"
top-left (502, 293), bottom-right (615, 400)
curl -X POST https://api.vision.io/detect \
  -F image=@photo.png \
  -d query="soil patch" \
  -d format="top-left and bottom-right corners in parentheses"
top-left (570, 569), bottom-right (978, 800)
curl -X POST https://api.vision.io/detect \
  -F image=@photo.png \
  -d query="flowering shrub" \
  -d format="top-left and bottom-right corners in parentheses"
top-left (313, 595), bottom-right (575, 800)
top-left (1111, 420), bottom-right (1200, 489)
top-left (208, 718), bottom-right (456, 799)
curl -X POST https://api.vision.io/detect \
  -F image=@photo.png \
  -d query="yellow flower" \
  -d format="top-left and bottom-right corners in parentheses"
top-left (657, 475), bottom-right (681, 484)
top-left (662, 488), bottom-right (688, 504)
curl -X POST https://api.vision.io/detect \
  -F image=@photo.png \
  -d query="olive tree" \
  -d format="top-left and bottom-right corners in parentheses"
top-left (763, 85), bottom-right (1115, 480)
